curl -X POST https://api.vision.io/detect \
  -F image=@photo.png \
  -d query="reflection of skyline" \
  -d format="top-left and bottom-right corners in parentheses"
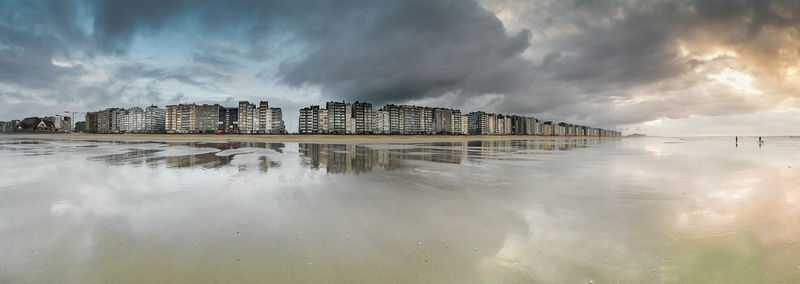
top-left (299, 144), bottom-right (412, 174)
top-left (298, 138), bottom-right (610, 174)
top-left (2, 137), bottom-right (800, 283)
top-left (88, 141), bottom-right (287, 172)
top-left (1, 138), bottom-right (613, 174)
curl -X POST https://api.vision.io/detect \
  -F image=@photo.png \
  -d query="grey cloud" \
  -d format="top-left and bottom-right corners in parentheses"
top-left (0, 12), bottom-right (86, 89)
top-left (90, 0), bottom-right (196, 53)
top-left (2, 0), bottom-right (800, 130)
top-left (76, 0), bottom-right (534, 106)
top-left (277, 0), bottom-right (532, 106)
top-left (113, 64), bottom-right (229, 92)
top-left (477, 0), bottom-right (800, 128)
top-left (192, 51), bottom-right (237, 67)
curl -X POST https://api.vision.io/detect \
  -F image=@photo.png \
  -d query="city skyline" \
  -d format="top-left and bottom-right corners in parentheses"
top-left (1, 98), bottom-right (619, 136)
top-left (1, 1), bottom-right (799, 136)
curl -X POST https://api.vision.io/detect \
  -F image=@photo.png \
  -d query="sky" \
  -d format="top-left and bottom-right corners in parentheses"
top-left (1, 0), bottom-right (799, 136)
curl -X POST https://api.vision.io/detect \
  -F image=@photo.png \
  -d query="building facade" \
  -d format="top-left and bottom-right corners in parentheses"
top-left (326, 101), bottom-right (349, 134)
top-left (468, 111), bottom-right (488, 135)
top-left (145, 105), bottom-right (166, 133)
top-left (432, 108), bottom-right (453, 134)
top-left (352, 101), bottom-right (374, 134)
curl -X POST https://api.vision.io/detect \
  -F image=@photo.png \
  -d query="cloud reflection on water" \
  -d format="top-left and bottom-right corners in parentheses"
top-left (0, 137), bottom-right (798, 283)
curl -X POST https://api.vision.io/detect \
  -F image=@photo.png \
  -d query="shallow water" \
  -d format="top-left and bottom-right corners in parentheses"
top-left (0, 136), bottom-right (799, 283)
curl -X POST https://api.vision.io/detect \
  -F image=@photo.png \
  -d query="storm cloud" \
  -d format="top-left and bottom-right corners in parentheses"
top-left (1, 0), bottom-right (799, 134)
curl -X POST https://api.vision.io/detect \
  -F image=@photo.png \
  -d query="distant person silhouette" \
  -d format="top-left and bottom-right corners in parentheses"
top-left (735, 136), bottom-right (738, 147)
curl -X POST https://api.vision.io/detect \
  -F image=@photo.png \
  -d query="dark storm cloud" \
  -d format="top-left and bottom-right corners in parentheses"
top-left (479, 0), bottom-right (800, 126)
top-left (90, 0), bottom-right (196, 53)
top-left (276, 1), bottom-right (531, 104)
top-left (0, 1), bottom-right (88, 89)
top-left (0, 26), bottom-right (86, 89)
top-left (83, 0), bottom-right (533, 105)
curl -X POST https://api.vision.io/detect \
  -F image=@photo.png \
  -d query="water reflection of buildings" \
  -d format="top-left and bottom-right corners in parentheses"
top-left (466, 138), bottom-right (597, 154)
top-left (297, 139), bottom-right (605, 174)
top-left (299, 143), bottom-right (466, 174)
top-left (92, 141), bottom-right (286, 172)
top-left (299, 144), bottom-right (387, 174)
top-left (88, 138), bottom-right (612, 174)
top-left (463, 138), bottom-right (603, 162)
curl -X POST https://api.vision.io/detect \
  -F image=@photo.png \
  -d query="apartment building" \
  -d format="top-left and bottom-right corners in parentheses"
top-left (325, 101), bottom-right (349, 134)
top-left (432, 108), bottom-right (453, 134)
top-left (268, 107), bottom-right (286, 134)
top-left (543, 121), bottom-right (553, 136)
top-left (238, 101), bottom-right (256, 134)
top-left (384, 104), bottom-right (404, 134)
top-left (218, 106), bottom-right (238, 133)
top-left (401, 105), bottom-right (420, 134)
top-left (144, 105), bottom-right (166, 133)
top-left (375, 110), bottom-right (390, 134)
top-left (419, 106), bottom-right (433, 134)
top-left (299, 105), bottom-right (320, 134)
top-left (468, 111), bottom-right (488, 135)
top-left (128, 107), bottom-right (145, 133)
top-left (353, 101), bottom-right (374, 134)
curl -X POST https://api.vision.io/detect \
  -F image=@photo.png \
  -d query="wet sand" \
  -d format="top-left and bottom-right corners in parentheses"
top-left (1, 137), bottom-right (799, 283)
top-left (0, 133), bottom-right (619, 143)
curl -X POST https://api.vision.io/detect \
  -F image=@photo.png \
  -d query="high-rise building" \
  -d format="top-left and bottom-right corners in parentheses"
top-left (487, 113), bottom-right (497, 135)
top-left (459, 114), bottom-right (468, 135)
top-left (255, 101), bottom-right (269, 134)
top-left (85, 112), bottom-right (98, 133)
top-left (401, 105), bottom-right (420, 134)
top-left (318, 108), bottom-right (329, 134)
top-left (383, 104), bottom-right (403, 134)
top-left (433, 108), bottom-right (453, 134)
top-left (144, 105), bottom-right (166, 133)
top-left (113, 109), bottom-right (129, 133)
top-left (468, 111), bottom-right (488, 135)
top-left (238, 101), bottom-right (256, 134)
top-left (218, 106), bottom-right (238, 133)
top-left (178, 104), bottom-right (192, 133)
top-left (496, 115), bottom-right (505, 135)
top-left (452, 110), bottom-right (461, 134)
top-left (95, 108), bottom-right (118, 134)
top-left (532, 118), bottom-right (541, 135)
top-left (326, 101), bottom-right (349, 134)
top-left (543, 121), bottom-right (553, 136)
top-left (419, 106), bottom-right (433, 135)
top-left (499, 115), bottom-right (511, 135)
top-left (128, 107), bottom-right (145, 133)
top-left (268, 107), bottom-right (285, 134)
top-left (353, 101), bottom-right (374, 134)
top-left (195, 104), bottom-right (220, 133)
top-left (375, 110), bottom-right (389, 134)
top-left (510, 115), bottom-right (524, 135)
top-left (299, 105), bottom-right (320, 134)
top-left (346, 103), bottom-right (354, 134)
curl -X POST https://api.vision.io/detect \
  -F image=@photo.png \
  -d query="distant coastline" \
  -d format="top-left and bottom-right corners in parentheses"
top-left (0, 133), bottom-right (624, 143)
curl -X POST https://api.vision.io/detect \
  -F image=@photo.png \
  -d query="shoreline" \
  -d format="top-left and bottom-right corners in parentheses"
top-left (0, 133), bottom-right (623, 143)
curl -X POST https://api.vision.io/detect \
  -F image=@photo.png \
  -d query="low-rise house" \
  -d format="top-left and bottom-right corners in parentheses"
top-left (17, 117), bottom-right (55, 132)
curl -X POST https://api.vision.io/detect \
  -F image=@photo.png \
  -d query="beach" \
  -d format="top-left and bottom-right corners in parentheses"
top-left (1, 136), bottom-right (798, 282)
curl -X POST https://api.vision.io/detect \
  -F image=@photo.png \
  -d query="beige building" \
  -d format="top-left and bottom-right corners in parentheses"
top-left (375, 110), bottom-right (389, 134)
